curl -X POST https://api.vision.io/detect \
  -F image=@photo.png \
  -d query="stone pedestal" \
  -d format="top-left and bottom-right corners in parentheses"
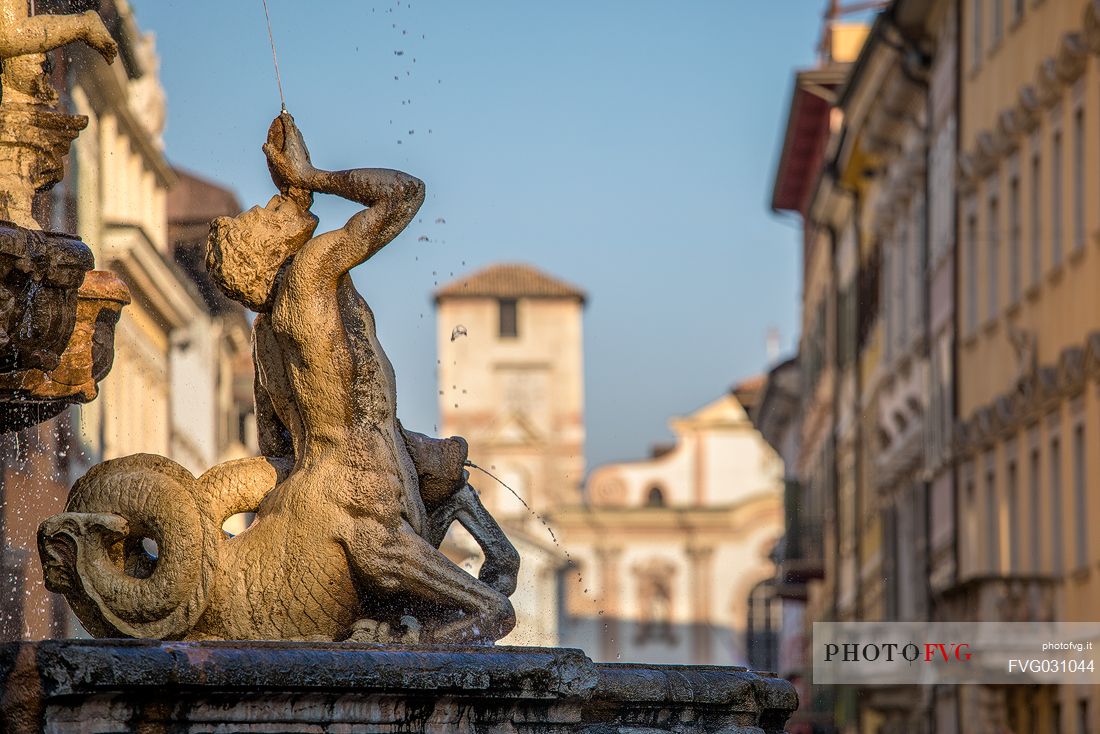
top-left (0, 640), bottom-right (796, 733)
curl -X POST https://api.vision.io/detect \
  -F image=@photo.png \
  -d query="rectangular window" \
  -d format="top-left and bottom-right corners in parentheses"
top-left (899, 223), bottom-right (908, 350)
top-left (1007, 458), bottom-right (1019, 572)
top-left (986, 465), bottom-right (999, 573)
top-left (1078, 700), bottom-right (1088, 734)
top-left (972, 0), bottom-right (983, 68)
top-left (1073, 107), bottom-right (1085, 251)
top-left (992, 0), bottom-right (1003, 45)
top-left (1030, 446), bottom-right (1042, 572)
top-left (1031, 149), bottom-right (1042, 287)
top-left (883, 246), bottom-right (893, 359)
top-left (1053, 128), bottom-right (1064, 266)
top-left (1073, 423), bottom-right (1088, 568)
top-left (1013, 0), bottom-right (1024, 21)
top-left (965, 473), bottom-right (977, 575)
top-left (988, 191), bottom-right (1000, 319)
top-left (914, 195), bottom-right (927, 339)
top-left (967, 211), bottom-right (979, 332)
top-left (498, 298), bottom-right (518, 338)
top-left (1050, 435), bottom-right (1064, 574)
top-left (1009, 175), bottom-right (1021, 302)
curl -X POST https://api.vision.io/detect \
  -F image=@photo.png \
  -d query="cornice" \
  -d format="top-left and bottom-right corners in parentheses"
top-left (955, 335), bottom-right (1099, 457)
top-left (959, 17), bottom-right (1097, 190)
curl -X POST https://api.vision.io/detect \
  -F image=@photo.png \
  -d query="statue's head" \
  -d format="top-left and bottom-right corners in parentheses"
top-left (206, 195), bottom-right (318, 312)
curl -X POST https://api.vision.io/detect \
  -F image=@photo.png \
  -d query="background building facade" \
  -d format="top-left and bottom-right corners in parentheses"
top-left (435, 263), bottom-right (784, 666)
top-left (953, 0), bottom-right (1100, 730)
top-left (0, 0), bottom-right (256, 642)
top-left (767, 0), bottom-right (1100, 731)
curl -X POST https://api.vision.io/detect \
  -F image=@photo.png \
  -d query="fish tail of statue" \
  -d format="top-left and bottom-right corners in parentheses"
top-left (37, 454), bottom-right (222, 639)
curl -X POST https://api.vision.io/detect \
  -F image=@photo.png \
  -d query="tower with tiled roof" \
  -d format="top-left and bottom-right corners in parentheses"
top-left (434, 262), bottom-right (586, 519)
top-left (434, 262), bottom-right (585, 647)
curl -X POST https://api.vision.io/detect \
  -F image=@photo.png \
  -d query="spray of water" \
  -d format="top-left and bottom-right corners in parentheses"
top-left (464, 460), bottom-right (558, 545)
top-left (464, 460), bottom-right (616, 654)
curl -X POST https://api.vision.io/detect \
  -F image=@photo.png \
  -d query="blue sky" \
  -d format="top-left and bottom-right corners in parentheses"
top-left (129, 0), bottom-right (820, 470)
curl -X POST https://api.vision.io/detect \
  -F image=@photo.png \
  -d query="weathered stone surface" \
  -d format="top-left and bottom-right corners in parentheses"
top-left (39, 114), bottom-right (522, 645)
top-left (0, 0), bottom-right (118, 227)
top-left (0, 223), bottom-right (128, 434)
top-left (0, 222), bottom-right (92, 372)
top-left (0, 640), bottom-right (797, 734)
top-left (0, 1), bottom-right (128, 433)
top-left (0, 264), bottom-right (129, 401)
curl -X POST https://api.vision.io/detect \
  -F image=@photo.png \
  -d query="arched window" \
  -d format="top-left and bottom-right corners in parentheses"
top-left (645, 485), bottom-right (665, 507)
top-left (746, 579), bottom-right (780, 672)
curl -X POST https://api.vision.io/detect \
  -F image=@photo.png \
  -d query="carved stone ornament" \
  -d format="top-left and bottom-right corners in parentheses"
top-left (0, 0), bottom-right (118, 227)
top-left (0, 226), bottom-right (129, 432)
top-left (0, 0), bottom-right (128, 432)
top-left (1086, 0), bottom-right (1100, 54)
top-left (1055, 32), bottom-right (1088, 83)
top-left (40, 114), bottom-right (522, 645)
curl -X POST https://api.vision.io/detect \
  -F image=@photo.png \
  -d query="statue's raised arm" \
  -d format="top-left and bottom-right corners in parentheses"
top-left (0, 1), bottom-right (117, 62)
top-left (0, 0), bottom-right (116, 106)
top-left (263, 113), bottom-right (425, 286)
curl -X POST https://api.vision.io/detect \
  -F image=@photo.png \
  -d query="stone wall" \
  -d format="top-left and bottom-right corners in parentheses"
top-left (0, 640), bottom-right (796, 733)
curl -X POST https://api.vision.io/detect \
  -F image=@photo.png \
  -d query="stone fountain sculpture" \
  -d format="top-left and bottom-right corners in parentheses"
top-left (38, 113), bottom-right (522, 645)
top-left (5, 47), bottom-right (796, 734)
top-left (0, 0), bottom-right (129, 432)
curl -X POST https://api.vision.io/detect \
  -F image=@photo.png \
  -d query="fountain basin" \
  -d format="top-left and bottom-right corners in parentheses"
top-left (0, 639), bottom-right (796, 733)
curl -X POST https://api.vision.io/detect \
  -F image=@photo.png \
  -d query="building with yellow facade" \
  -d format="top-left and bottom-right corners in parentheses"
top-left (767, 0), bottom-right (1100, 731)
top-left (767, 11), bottom-right (870, 732)
top-left (955, 0), bottom-right (1100, 730)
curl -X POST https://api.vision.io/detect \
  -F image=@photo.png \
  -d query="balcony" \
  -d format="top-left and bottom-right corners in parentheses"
top-left (935, 575), bottom-right (1057, 623)
top-left (774, 480), bottom-right (825, 600)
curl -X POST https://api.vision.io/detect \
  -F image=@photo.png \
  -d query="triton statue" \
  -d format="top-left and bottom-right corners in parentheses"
top-left (38, 113), bottom-right (519, 644)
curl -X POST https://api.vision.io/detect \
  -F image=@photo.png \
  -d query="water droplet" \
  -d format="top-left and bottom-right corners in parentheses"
top-left (435, 217), bottom-right (446, 224)
top-left (394, 50), bottom-right (404, 56)
top-left (450, 325), bottom-right (467, 341)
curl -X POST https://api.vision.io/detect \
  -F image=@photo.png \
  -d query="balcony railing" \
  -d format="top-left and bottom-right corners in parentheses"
top-left (935, 575), bottom-right (1057, 623)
